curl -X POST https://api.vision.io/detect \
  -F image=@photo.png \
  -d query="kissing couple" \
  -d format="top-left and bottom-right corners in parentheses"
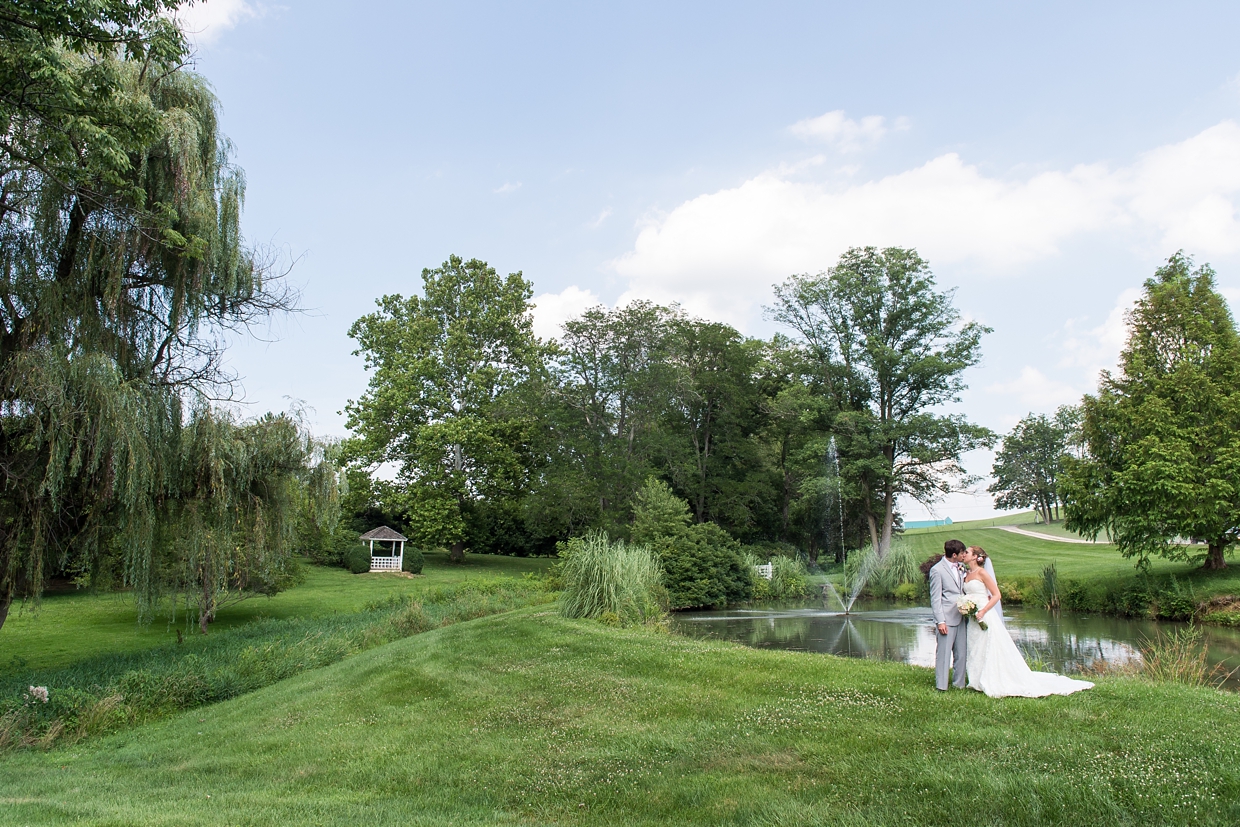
top-left (929, 539), bottom-right (1093, 698)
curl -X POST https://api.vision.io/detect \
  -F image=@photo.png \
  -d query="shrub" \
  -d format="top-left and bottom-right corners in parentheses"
top-left (998, 580), bottom-right (1025, 604)
top-left (344, 542), bottom-right (372, 574)
top-left (892, 582), bottom-right (920, 602)
top-left (769, 556), bottom-right (810, 599)
top-left (630, 479), bottom-right (692, 545)
top-left (742, 552), bottom-right (774, 600)
top-left (656, 522), bottom-right (753, 609)
top-left (558, 531), bottom-right (666, 625)
top-left (402, 547), bottom-right (425, 575)
top-left (304, 524), bottom-right (362, 568)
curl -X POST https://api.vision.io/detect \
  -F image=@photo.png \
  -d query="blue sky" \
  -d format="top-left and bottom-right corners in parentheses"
top-left (182, 1), bottom-right (1240, 520)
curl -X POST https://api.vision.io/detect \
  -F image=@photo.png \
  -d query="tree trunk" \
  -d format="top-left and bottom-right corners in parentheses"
top-left (55, 196), bottom-right (91, 283)
top-left (450, 540), bottom-right (465, 563)
top-left (1204, 543), bottom-right (1228, 571)
top-left (0, 586), bottom-right (11, 634)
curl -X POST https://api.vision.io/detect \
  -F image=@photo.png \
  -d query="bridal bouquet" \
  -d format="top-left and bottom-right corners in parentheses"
top-left (955, 596), bottom-right (988, 630)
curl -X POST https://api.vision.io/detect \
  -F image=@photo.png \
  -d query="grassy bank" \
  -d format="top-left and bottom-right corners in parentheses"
top-left (1, 552), bottom-right (551, 671)
top-left (0, 577), bottom-right (553, 750)
top-left (2, 607), bottom-right (1237, 826)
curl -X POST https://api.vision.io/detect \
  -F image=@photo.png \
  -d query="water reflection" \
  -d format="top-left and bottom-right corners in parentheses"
top-left (671, 599), bottom-right (1240, 689)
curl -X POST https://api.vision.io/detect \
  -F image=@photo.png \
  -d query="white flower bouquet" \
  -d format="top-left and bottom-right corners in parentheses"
top-left (956, 595), bottom-right (988, 630)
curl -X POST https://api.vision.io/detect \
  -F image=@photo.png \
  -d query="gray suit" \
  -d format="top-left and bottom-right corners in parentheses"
top-left (929, 556), bottom-right (967, 690)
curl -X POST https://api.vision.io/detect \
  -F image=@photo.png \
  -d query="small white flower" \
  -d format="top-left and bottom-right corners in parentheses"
top-left (25, 685), bottom-right (48, 704)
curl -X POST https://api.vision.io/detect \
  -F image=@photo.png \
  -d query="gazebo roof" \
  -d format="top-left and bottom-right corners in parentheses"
top-left (359, 525), bottom-right (407, 542)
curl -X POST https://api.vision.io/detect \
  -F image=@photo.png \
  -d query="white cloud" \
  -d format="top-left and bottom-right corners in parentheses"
top-left (789, 110), bottom-right (909, 152)
top-left (1058, 287), bottom-right (1142, 386)
top-left (530, 286), bottom-right (602, 341)
top-left (612, 121), bottom-right (1240, 331)
top-left (494, 182), bottom-right (522, 194)
top-left (175, 0), bottom-right (258, 45)
top-left (587, 208), bottom-right (612, 229)
top-left (987, 366), bottom-right (1084, 410)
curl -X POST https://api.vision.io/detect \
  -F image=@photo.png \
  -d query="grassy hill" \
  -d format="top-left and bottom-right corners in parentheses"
top-left (3, 607), bottom-right (1238, 826)
top-left (2, 552), bottom-right (550, 671)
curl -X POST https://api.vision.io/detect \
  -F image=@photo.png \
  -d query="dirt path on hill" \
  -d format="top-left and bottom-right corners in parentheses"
top-left (991, 525), bottom-right (1102, 544)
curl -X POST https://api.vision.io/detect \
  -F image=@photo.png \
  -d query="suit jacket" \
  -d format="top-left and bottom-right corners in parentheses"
top-left (929, 556), bottom-right (964, 626)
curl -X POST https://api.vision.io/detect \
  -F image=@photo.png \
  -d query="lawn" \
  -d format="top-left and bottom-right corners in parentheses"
top-left (901, 518), bottom-right (1235, 581)
top-left (1, 552), bottom-right (551, 672)
top-left (2, 606), bottom-right (1236, 826)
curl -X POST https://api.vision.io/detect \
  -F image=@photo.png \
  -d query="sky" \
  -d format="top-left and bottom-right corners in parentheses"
top-left (178, 1), bottom-right (1240, 521)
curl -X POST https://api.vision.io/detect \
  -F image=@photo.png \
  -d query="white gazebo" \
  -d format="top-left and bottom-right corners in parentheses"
top-left (359, 526), bottom-right (407, 572)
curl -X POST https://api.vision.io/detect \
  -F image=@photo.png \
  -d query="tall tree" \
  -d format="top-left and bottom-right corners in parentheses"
top-left (542, 301), bottom-right (677, 534)
top-left (989, 406), bottom-right (1080, 524)
top-left (660, 317), bottom-right (768, 532)
top-left (0, 11), bottom-right (295, 631)
top-left (345, 256), bottom-right (542, 562)
top-left (769, 247), bottom-right (993, 553)
top-left (1063, 253), bottom-right (1240, 570)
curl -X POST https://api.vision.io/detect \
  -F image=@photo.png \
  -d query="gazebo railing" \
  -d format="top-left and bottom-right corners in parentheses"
top-left (369, 555), bottom-right (402, 572)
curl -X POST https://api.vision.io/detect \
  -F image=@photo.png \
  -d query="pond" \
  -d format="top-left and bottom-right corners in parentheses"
top-left (671, 599), bottom-right (1240, 690)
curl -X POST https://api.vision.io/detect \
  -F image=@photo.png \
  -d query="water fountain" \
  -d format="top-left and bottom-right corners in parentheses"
top-left (821, 436), bottom-right (894, 613)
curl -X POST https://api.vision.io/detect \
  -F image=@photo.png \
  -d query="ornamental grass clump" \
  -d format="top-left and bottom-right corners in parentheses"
top-left (1138, 625), bottom-right (1236, 688)
top-left (846, 541), bottom-right (922, 597)
top-left (558, 531), bottom-right (666, 625)
top-left (769, 556), bottom-right (811, 599)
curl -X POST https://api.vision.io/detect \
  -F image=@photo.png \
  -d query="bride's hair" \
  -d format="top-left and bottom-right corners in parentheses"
top-left (970, 546), bottom-right (988, 565)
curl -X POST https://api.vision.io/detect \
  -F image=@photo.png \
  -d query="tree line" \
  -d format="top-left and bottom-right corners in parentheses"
top-left (342, 249), bottom-right (993, 564)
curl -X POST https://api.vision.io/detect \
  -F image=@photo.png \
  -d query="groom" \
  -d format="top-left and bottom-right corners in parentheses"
top-left (930, 539), bottom-right (968, 691)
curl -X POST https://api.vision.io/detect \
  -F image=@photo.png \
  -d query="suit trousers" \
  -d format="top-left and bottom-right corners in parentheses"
top-left (935, 622), bottom-right (968, 690)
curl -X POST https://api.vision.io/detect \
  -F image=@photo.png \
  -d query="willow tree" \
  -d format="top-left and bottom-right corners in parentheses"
top-left (0, 10), bottom-right (299, 630)
top-left (154, 410), bottom-right (335, 633)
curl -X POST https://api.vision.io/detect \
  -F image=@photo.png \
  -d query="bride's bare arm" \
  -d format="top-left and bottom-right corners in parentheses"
top-left (976, 568), bottom-right (1001, 619)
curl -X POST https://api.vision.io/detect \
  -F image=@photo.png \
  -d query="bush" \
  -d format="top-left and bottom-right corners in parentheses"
top-left (769, 556), bottom-right (811, 599)
top-left (402, 547), bottom-right (425, 575)
top-left (344, 543), bottom-right (372, 574)
top-left (892, 582), bottom-right (920, 602)
top-left (630, 479), bottom-right (692, 545)
top-left (558, 531), bottom-right (666, 625)
top-left (304, 524), bottom-right (362, 568)
top-left (656, 522), bottom-right (752, 610)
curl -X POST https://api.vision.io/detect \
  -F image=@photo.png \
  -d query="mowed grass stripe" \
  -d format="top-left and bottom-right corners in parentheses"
top-left (2, 606), bottom-right (1237, 826)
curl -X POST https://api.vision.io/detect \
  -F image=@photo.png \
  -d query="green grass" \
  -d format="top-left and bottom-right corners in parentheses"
top-left (1, 607), bottom-right (1237, 826)
top-left (903, 510), bottom-right (1037, 532)
top-left (900, 522), bottom-right (1223, 579)
top-left (1, 552), bottom-right (550, 672)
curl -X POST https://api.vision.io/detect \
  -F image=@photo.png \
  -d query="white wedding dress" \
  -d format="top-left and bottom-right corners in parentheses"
top-left (962, 579), bottom-right (1094, 698)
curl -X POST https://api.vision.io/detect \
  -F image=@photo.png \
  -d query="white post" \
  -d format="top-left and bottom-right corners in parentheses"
top-left (369, 538), bottom-right (375, 572)
top-left (397, 540), bottom-right (404, 572)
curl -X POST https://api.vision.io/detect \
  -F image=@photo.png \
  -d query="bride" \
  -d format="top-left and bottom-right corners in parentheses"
top-left (962, 548), bottom-right (1094, 698)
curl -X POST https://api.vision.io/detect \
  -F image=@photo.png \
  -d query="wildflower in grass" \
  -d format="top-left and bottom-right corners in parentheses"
top-left (24, 686), bottom-right (48, 704)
